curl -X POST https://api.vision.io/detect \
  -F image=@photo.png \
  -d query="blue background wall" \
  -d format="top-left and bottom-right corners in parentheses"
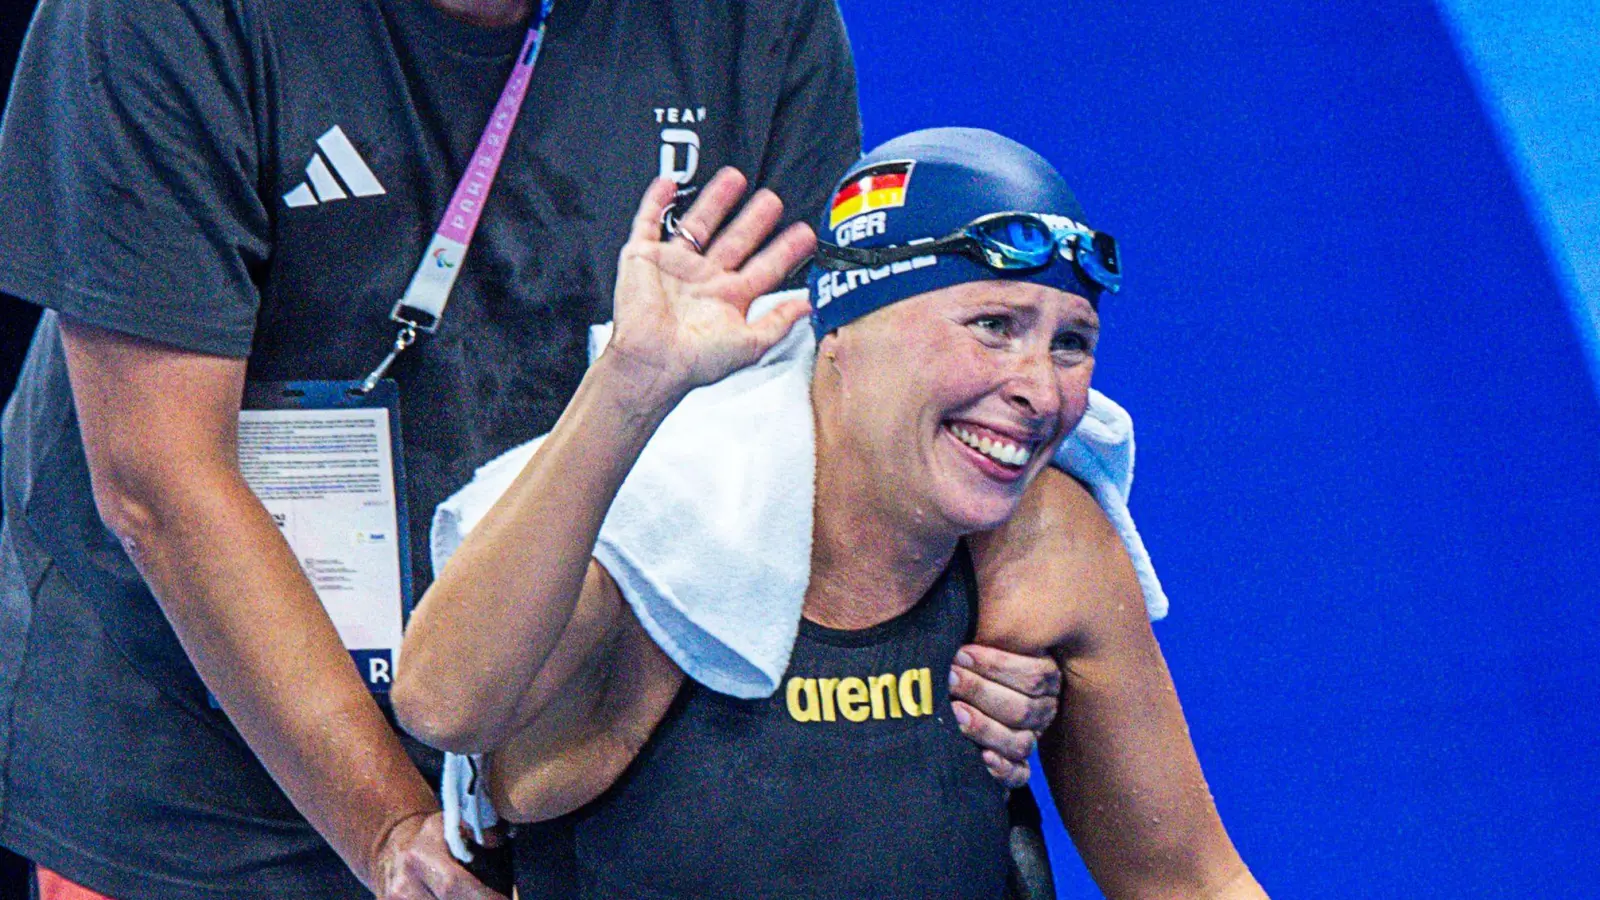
top-left (835, 2), bottom-right (1600, 896)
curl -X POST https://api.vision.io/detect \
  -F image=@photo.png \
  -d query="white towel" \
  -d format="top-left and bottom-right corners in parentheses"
top-left (431, 289), bottom-right (1168, 859)
top-left (431, 299), bottom-right (819, 700)
top-left (432, 289), bottom-right (1167, 698)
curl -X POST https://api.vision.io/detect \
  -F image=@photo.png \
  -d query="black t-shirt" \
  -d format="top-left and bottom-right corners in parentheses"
top-left (521, 547), bottom-right (1010, 899)
top-left (0, 0), bottom-right (859, 896)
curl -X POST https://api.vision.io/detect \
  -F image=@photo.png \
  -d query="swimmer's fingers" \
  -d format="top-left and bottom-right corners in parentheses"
top-left (668, 167), bottom-right (750, 254)
top-left (614, 170), bottom-right (811, 388)
top-left (628, 177), bottom-right (681, 244)
top-left (703, 186), bottom-right (783, 271)
top-left (728, 221), bottom-right (817, 305)
top-left (746, 297), bottom-right (812, 351)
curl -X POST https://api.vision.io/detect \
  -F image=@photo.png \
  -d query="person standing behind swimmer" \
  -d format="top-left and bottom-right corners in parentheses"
top-left (0, 2), bottom-right (1068, 897)
top-left (0, 1), bottom-right (990, 897)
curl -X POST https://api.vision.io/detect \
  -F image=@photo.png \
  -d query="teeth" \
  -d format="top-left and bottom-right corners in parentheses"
top-left (950, 424), bottom-right (1033, 468)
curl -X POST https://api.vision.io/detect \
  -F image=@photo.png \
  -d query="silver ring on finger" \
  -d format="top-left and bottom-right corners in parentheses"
top-left (661, 205), bottom-right (706, 254)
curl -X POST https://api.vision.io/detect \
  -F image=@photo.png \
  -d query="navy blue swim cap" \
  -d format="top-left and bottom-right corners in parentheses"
top-left (809, 128), bottom-right (1101, 334)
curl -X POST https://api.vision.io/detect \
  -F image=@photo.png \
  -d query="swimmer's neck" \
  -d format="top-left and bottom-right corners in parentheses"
top-left (427, 0), bottom-right (532, 27)
top-left (807, 441), bottom-right (959, 632)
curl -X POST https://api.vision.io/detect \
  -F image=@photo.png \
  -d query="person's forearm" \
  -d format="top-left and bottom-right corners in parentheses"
top-left (395, 351), bottom-right (683, 751)
top-left (1040, 650), bottom-right (1265, 900)
top-left (110, 465), bottom-right (437, 891)
top-left (401, 170), bottom-right (812, 751)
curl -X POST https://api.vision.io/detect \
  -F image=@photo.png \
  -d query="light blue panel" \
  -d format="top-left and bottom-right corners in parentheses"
top-left (1436, 2), bottom-right (1600, 390)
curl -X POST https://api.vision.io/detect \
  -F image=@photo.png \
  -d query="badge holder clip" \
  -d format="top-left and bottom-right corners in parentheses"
top-left (358, 303), bottom-right (444, 394)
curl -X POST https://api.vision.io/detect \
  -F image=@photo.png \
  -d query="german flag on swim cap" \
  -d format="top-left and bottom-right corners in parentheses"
top-left (810, 127), bottom-right (1101, 335)
top-left (828, 161), bottom-right (913, 229)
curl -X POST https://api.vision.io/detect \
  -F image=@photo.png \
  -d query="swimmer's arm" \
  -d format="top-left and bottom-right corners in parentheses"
top-left (394, 349), bottom-right (683, 754)
top-left (487, 567), bottom-right (685, 822)
top-left (969, 469), bottom-right (1268, 900)
top-left (396, 175), bottom-right (812, 754)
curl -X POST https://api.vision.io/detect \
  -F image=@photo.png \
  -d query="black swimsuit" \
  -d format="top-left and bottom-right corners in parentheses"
top-left (523, 545), bottom-right (1009, 899)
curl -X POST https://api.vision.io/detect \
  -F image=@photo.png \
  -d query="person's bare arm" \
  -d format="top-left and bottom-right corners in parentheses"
top-left (394, 170), bottom-right (814, 753)
top-left (968, 468), bottom-right (1268, 900)
top-left (59, 317), bottom-right (500, 900)
top-left (393, 340), bottom-right (692, 753)
top-left (486, 567), bottom-right (685, 822)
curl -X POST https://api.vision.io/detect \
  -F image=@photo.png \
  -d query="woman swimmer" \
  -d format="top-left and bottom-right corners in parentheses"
top-left (396, 129), bottom-right (1268, 899)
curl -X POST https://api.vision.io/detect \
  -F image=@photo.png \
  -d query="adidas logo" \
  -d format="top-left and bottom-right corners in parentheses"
top-left (282, 125), bottom-right (386, 208)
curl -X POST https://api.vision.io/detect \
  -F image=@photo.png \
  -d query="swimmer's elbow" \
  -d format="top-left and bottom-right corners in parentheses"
top-left (390, 676), bottom-right (460, 750)
top-left (391, 675), bottom-right (506, 754)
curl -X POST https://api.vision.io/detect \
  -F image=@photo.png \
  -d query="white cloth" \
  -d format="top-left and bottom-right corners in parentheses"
top-left (432, 290), bottom-right (1168, 859)
top-left (432, 298), bottom-right (818, 700)
top-left (432, 289), bottom-right (1167, 699)
top-left (440, 749), bottom-right (496, 862)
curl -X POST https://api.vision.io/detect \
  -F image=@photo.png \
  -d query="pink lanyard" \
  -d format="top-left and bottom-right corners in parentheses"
top-left (360, 0), bottom-right (555, 392)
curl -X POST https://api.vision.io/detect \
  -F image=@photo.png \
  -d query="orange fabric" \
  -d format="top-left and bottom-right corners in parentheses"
top-left (36, 867), bottom-right (115, 900)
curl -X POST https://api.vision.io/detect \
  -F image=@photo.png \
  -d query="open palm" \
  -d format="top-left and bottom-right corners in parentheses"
top-left (607, 169), bottom-right (816, 394)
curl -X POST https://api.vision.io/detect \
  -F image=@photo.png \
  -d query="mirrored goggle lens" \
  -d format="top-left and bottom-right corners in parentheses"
top-left (968, 215), bottom-right (1057, 269)
top-left (1090, 231), bottom-right (1119, 276)
top-left (1072, 231), bottom-right (1122, 292)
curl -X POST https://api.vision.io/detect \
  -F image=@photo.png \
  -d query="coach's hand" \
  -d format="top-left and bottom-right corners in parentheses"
top-left (374, 810), bottom-right (507, 900)
top-left (607, 168), bottom-right (816, 402)
top-left (949, 645), bottom-right (1062, 788)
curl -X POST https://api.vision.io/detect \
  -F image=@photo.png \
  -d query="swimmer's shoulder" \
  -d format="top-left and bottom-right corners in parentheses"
top-left (968, 467), bottom-right (1144, 656)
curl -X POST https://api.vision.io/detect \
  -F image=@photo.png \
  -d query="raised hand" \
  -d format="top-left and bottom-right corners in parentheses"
top-left (605, 168), bottom-right (817, 401)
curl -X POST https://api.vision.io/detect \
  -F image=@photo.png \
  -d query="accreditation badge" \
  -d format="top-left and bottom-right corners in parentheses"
top-left (238, 380), bottom-right (413, 693)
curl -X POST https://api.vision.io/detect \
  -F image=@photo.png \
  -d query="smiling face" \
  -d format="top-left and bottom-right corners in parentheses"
top-left (814, 279), bottom-right (1099, 537)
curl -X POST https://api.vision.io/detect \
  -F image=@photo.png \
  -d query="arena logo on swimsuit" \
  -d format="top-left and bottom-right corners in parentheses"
top-left (784, 667), bottom-right (935, 723)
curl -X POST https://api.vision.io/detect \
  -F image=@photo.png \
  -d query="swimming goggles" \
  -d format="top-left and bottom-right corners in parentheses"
top-left (813, 211), bottom-right (1121, 294)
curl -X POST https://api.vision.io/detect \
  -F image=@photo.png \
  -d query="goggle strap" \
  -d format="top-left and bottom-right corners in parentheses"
top-left (814, 234), bottom-right (971, 269)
